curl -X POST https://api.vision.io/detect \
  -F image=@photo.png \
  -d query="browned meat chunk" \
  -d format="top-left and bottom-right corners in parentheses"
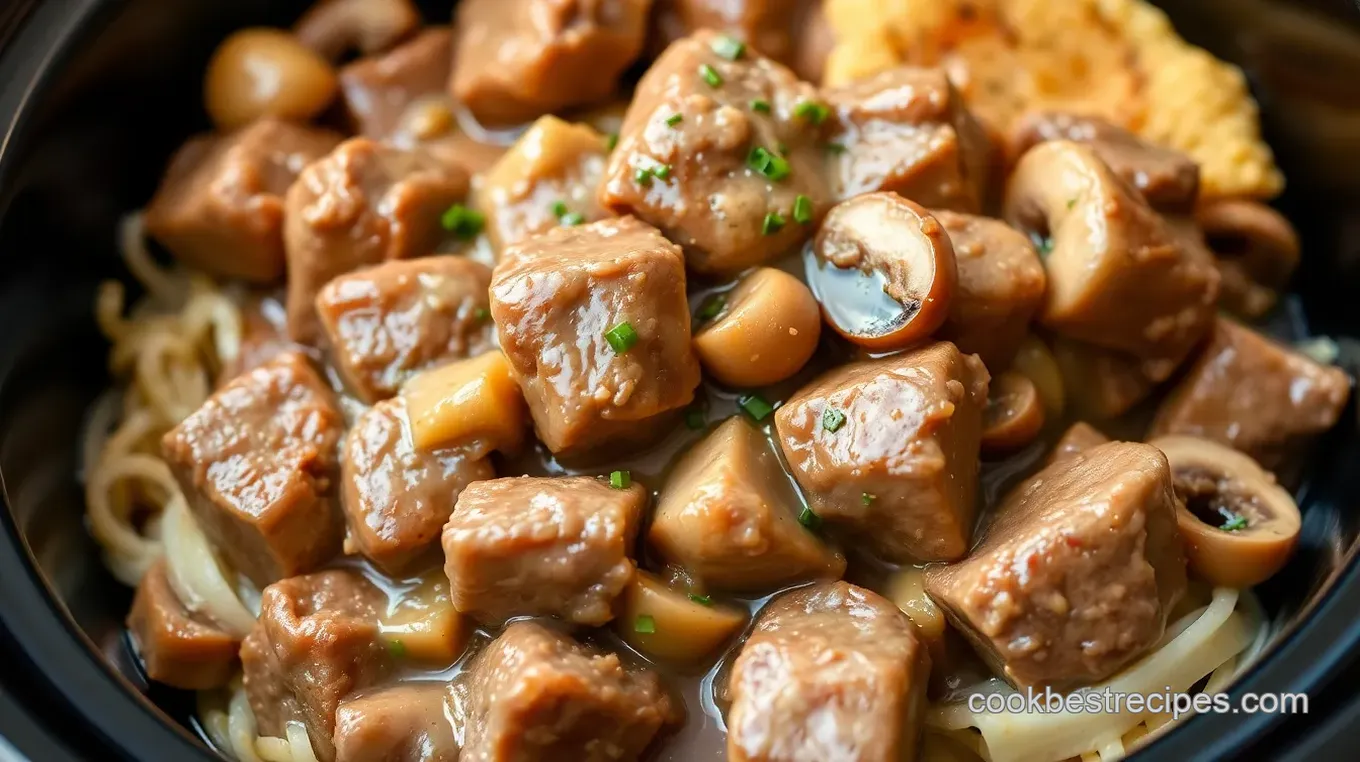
top-left (479, 116), bottom-right (610, 251)
top-left (727, 581), bottom-right (930, 762)
top-left (1010, 112), bottom-right (1200, 211)
top-left (651, 417), bottom-right (845, 592)
top-left (825, 66), bottom-right (992, 212)
top-left (316, 256), bottom-right (495, 403)
top-left (925, 442), bottom-right (1187, 690)
top-left (442, 476), bottom-right (645, 626)
top-left (1047, 421), bottom-right (1111, 466)
top-left (126, 560), bottom-right (237, 690)
top-left (452, 0), bottom-right (651, 126)
top-left (293, 0), bottom-right (421, 60)
top-left (600, 30), bottom-right (830, 275)
top-left (338, 28), bottom-right (453, 141)
top-left (1004, 141), bottom-right (1219, 381)
top-left (242, 570), bottom-right (393, 762)
top-left (162, 351), bottom-right (344, 586)
top-left (1150, 318), bottom-right (1352, 471)
top-left (1050, 337), bottom-right (1157, 420)
top-left (651, 0), bottom-right (815, 65)
top-left (452, 621), bottom-right (680, 761)
top-left (490, 217), bottom-right (700, 455)
top-left (342, 397), bottom-right (494, 575)
top-left (216, 294), bottom-right (295, 386)
top-left (284, 138), bottom-right (469, 343)
top-left (333, 683), bottom-right (457, 762)
top-left (144, 119), bottom-right (340, 282)
top-left (934, 209), bottom-right (1047, 369)
top-left (775, 342), bottom-right (989, 563)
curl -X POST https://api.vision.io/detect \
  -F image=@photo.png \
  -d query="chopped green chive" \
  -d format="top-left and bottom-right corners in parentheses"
top-left (610, 470), bottom-right (631, 489)
top-left (635, 167), bottom-right (654, 186)
top-left (665, 113), bottom-right (684, 127)
top-left (634, 614), bottom-right (657, 634)
top-left (861, 492), bottom-right (876, 506)
top-left (560, 211), bottom-right (585, 226)
top-left (777, 142), bottom-right (789, 156)
top-left (1066, 198), bottom-right (1077, 210)
top-left (699, 63), bottom-right (723, 87)
top-left (604, 322), bottom-right (639, 353)
top-left (747, 147), bottom-right (790, 181)
top-left (441, 204), bottom-right (485, 240)
top-left (696, 294), bottom-right (726, 321)
top-left (473, 307), bottom-right (490, 322)
top-left (551, 200), bottom-right (568, 218)
top-left (822, 407), bottom-right (846, 432)
top-left (386, 638), bottom-right (406, 658)
top-left (793, 194), bottom-right (813, 224)
top-left (825, 142), bottom-right (847, 154)
top-left (793, 101), bottom-right (830, 125)
top-left (798, 506), bottom-right (822, 531)
top-left (1036, 236), bottom-right (1054, 257)
top-left (653, 163), bottom-right (673, 181)
top-left (750, 99), bottom-right (772, 114)
top-left (684, 406), bottom-right (707, 430)
top-left (711, 35), bottom-right (746, 61)
top-left (606, 132), bottom-right (619, 151)
top-left (738, 394), bottom-right (775, 421)
top-left (761, 212), bottom-right (786, 236)
top-left (1221, 512), bottom-right (1248, 532)
top-left (688, 592), bottom-right (713, 606)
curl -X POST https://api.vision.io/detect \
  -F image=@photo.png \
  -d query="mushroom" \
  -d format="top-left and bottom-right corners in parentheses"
top-left (981, 371), bottom-right (1045, 453)
top-left (203, 28), bottom-right (339, 131)
top-left (884, 565), bottom-right (946, 660)
top-left (1150, 435), bottom-right (1302, 589)
top-left (693, 268), bottom-right (822, 388)
top-left (1003, 140), bottom-right (1219, 381)
top-left (1010, 334), bottom-right (1064, 420)
top-left (612, 571), bottom-right (746, 663)
top-left (808, 192), bottom-right (957, 351)
top-left (1197, 199), bottom-right (1301, 318)
top-left (1050, 336), bottom-right (1155, 419)
top-left (378, 573), bottom-right (467, 663)
top-left (293, 0), bottom-right (421, 61)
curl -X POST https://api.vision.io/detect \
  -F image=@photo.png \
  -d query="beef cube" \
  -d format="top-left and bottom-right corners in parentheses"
top-left (651, 0), bottom-right (813, 66)
top-left (316, 256), bottom-right (495, 403)
top-left (126, 560), bottom-right (237, 690)
top-left (727, 581), bottom-right (930, 762)
top-left (824, 66), bottom-right (992, 212)
top-left (1051, 337), bottom-right (1157, 420)
top-left (284, 138), bottom-right (469, 343)
top-left (1150, 318), bottom-right (1352, 471)
top-left (1010, 112), bottom-right (1200, 212)
top-left (339, 28), bottom-right (453, 141)
top-left (144, 119), bottom-right (340, 282)
top-left (650, 417), bottom-right (845, 592)
top-left (478, 115), bottom-right (609, 251)
top-left (453, 621), bottom-right (680, 761)
top-left (333, 683), bottom-right (457, 762)
top-left (443, 476), bottom-right (644, 626)
top-left (600, 30), bottom-right (830, 275)
top-left (342, 397), bottom-right (495, 576)
top-left (924, 442), bottom-right (1187, 690)
top-left (775, 342), bottom-right (990, 563)
top-left (162, 351), bottom-right (345, 586)
top-left (242, 570), bottom-right (392, 762)
top-left (934, 209), bottom-right (1047, 369)
top-left (452, 0), bottom-right (651, 126)
top-left (490, 217), bottom-right (700, 455)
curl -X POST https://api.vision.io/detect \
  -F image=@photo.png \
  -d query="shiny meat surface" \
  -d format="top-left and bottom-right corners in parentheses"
top-left (161, 351), bottom-right (345, 586)
top-left (451, 621), bottom-right (681, 761)
top-left (727, 581), bottom-right (930, 762)
top-left (126, 560), bottom-right (238, 691)
top-left (339, 28), bottom-right (452, 141)
top-left (316, 255), bottom-right (494, 403)
top-left (776, 342), bottom-right (990, 562)
top-left (925, 442), bottom-right (1187, 690)
top-left (441, 476), bottom-right (645, 626)
top-left (332, 683), bottom-right (458, 762)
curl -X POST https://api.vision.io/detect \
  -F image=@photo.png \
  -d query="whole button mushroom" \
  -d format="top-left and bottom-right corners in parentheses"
top-left (204, 28), bottom-right (339, 131)
top-left (980, 371), bottom-right (1045, 454)
top-left (1150, 435), bottom-right (1302, 589)
top-left (692, 268), bottom-right (822, 388)
top-left (1197, 199), bottom-right (1301, 318)
top-left (1003, 140), bottom-right (1219, 381)
top-left (808, 192), bottom-right (957, 352)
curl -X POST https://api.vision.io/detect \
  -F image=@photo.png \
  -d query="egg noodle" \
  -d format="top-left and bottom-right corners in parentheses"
top-left (85, 215), bottom-right (1265, 762)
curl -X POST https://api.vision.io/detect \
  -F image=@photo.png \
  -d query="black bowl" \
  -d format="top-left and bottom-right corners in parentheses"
top-left (1, 0), bottom-right (1359, 759)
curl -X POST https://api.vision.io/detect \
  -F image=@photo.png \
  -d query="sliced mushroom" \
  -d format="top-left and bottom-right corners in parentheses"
top-left (1150, 435), bottom-right (1302, 589)
top-left (693, 268), bottom-right (821, 388)
top-left (981, 371), bottom-right (1045, 453)
top-left (378, 573), bottom-right (468, 664)
top-left (293, 0), bottom-right (421, 61)
top-left (1198, 199), bottom-right (1301, 318)
top-left (885, 565), bottom-right (946, 660)
top-left (1003, 140), bottom-right (1219, 381)
top-left (808, 192), bottom-right (957, 351)
top-left (203, 28), bottom-right (339, 131)
top-left (612, 571), bottom-right (746, 663)
top-left (401, 351), bottom-right (527, 453)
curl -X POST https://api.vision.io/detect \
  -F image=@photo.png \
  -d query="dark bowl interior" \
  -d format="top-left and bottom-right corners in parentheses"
top-left (1, 0), bottom-right (1359, 759)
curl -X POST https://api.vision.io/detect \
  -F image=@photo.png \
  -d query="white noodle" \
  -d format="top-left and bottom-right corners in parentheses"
top-left (227, 678), bottom-right (265, 762)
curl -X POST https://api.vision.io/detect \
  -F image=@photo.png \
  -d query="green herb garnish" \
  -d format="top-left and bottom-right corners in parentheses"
top-left (738, 394), bottom-right (775, 421)
top-left (696, 294), bottom-right (725, 321)
top-left (1036, 236), bottom-right (1054, 257)
top-left (1221, 512), bottom-right (1248, 532)
top-left (861, 492), bottom-right (876, 506)
top-left (610, 470), bottom-right (631, 489)
top-left (473, 307), bottom-right (490, 322)
top-left (441, 204), bottom-right (485, 240)
top-left (551, 200), bottom-right (568, 218)
top-left (665, 113), bottom-right (684, 127)
top-left (798, 506), bottom-right (822, 531)
top-left (711, 35), bottom-right (746, 61)
top-left (606, 132), bottom-right (619, 151)
top-left (652, 163), bottom-right (673, 181)
top-left (605, 322), bottom-right (639, 353)
top-left (699, 63), bottom-right (724, 87)
top-left (761, 212), bottom-right (786, 236)
top-left (1066, 198), bottom-right (1077, 210)
top-left (793, 194), bottom-right (813, 224)
top-left (560, 212), bottom-right (585, 226)
top-left (750, 99), bottom-right (772, 114)
top-left (822, 407), bottom-right (846, 432)
top-left (684, 407), bottom-right (707, 430)
top-left (747, 147), bottom-right (791, 181)
top-left (634, 614), bottom-right (657, 634)
top-left (793, 101), bottom-right (830, 125)
top-left (386, 639), bottom-right (406, 658)
top-left (688, 593), bottom-right (713, 606)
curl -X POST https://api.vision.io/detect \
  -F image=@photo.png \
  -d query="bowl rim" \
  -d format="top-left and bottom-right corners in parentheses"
top-left (0, 0), bottom-right (1356, 760)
